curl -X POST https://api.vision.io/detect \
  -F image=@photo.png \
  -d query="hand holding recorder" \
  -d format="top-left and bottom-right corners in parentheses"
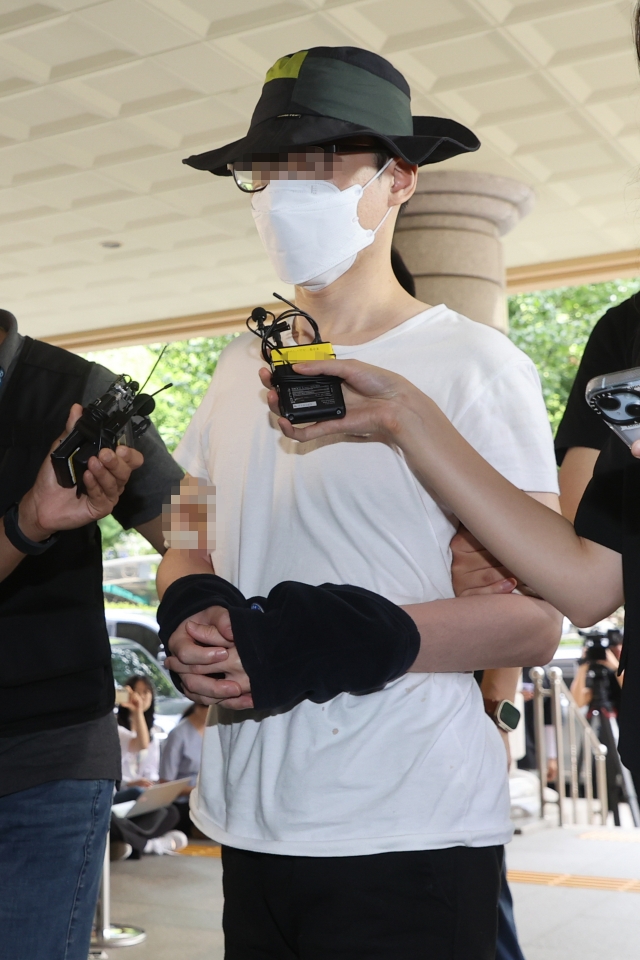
top-left (6, 403), bottom-right (143, 550)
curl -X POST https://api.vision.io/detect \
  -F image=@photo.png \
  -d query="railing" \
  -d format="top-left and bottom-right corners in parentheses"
top-left (530, 665), bottom-right (608, 825)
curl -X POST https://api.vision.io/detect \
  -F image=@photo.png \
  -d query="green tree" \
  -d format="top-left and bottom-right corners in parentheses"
top-left (508, 279), bottom-right (640, 433)
top-left (141, 335), bottom-right (237, 452)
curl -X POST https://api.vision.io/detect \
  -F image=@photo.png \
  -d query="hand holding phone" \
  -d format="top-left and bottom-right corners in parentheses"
top-left (115, 686), bottom-right (131, 705)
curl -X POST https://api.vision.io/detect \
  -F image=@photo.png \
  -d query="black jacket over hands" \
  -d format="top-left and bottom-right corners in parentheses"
top-left (157, 574), bottom-right (421, 711)
top-left (0, 338), bottom-right (113, 736)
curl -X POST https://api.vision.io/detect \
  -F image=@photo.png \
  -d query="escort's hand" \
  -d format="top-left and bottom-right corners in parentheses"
top-left (259, 360), bottom-right (417, 444)
top-left (451, 526), bottom-right (517, 597)
top-left (632, 440), bottom-right (640, 458)
top-left (164, 605), bottom-right (254, 710)
top-left (18, 403), bottom-right (143, 541)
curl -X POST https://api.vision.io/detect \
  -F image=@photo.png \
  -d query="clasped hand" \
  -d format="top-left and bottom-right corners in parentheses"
top-left (165, 606), bottom-right (253, 710)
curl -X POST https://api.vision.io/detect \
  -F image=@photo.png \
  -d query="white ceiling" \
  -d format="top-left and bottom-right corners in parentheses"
top-left (1, 0), bottom-right (640, 339)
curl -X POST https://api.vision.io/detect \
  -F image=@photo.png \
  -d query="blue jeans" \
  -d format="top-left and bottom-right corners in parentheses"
top-left (0, 778), bottom-right (114, 960)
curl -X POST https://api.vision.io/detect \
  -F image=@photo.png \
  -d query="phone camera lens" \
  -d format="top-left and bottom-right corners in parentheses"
top-left (597, 395), bottom-right (620, 411)
top-left (625, 402), bottom-right (640, 418)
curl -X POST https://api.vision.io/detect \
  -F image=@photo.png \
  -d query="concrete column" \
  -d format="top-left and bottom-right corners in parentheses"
top-left (393, 171), bottom-right (535, 332)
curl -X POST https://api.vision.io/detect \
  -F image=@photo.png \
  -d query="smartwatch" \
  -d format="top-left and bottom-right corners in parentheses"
top-left (483, 698), bottom-right (521, 733)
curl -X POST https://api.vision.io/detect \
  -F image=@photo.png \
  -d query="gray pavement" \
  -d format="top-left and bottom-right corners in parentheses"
top-left (108, 826), bottom-right (640, 959)
top-left (110, 850), bottom-right (224, 960)
top-left (508, 825), bottom-right (640, 960)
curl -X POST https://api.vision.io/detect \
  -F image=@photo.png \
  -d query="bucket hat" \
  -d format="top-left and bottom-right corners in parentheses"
top-left (183, 46), bottom-right (479, 176)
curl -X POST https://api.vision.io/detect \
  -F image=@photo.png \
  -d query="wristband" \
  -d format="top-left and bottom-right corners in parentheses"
top-left (3, 502), bottom-right (59, 556)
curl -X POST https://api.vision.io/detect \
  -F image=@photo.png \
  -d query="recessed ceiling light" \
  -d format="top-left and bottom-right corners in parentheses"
top-left (101, 240), bottom-right (122, 248)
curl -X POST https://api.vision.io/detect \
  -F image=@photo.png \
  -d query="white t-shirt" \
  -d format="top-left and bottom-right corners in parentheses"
top-left (118, 724), bottom-right (161, 784)
top-left (175, 304), bottom-right (559, 856)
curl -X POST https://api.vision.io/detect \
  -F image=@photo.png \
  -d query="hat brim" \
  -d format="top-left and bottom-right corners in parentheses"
top-left (183, 115), bottom-right (479, 176)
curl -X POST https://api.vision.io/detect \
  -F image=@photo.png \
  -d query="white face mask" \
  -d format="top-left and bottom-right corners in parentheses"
top-left (250, 159), bottom-right (393, 290)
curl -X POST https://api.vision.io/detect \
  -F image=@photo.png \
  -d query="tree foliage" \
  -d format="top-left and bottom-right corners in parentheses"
top-left (142, 335), bottom-right (237, 452)
top-left (508, 279), bottom-right (640, 433)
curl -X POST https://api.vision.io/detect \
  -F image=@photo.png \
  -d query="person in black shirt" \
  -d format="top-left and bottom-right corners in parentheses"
top-left (0, 310), bottom-right (183, 960)
top-left (556, 294), bottom-right (640, 520)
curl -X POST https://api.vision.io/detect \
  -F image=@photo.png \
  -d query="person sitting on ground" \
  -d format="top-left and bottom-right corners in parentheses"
top-left (159, 703), bottom-right (210, 837)
top-left (111, 676), bottom-right (187, 859)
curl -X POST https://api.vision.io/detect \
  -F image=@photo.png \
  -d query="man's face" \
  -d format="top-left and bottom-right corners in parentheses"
top-left (232, 147), bottom-right (381, 190)
top-left (231, 142), bottom-right (396, 232)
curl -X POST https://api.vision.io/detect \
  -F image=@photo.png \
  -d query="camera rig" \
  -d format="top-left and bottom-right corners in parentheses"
top-left (51, 375), bottom-right (169, 496)
top-left (247, 293), bottom-right (345, 425)
top-left (579, 627), bottom-right (623, 665)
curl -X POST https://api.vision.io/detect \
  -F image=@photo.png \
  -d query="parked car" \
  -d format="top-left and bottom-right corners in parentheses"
top-left (106, 610), bottom-right (162, 661)
top-left (110, 636), bottom-right (190, 738)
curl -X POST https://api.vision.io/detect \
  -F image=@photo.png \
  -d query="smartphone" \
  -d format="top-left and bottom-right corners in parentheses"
top-left (585, 366), bottom-right (640, 448)
top-left (115, 687), bottom-right (130, 705)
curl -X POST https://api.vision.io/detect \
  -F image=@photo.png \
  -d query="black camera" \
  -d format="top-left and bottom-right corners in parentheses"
top-left (580, 627), bottom-right (623, 664)
top-left (248, 294), bottom-right (345, 425)
top-left (51, 376), bottom-right (160, 496)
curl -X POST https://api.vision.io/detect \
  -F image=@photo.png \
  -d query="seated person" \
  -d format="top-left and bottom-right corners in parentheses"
top-left (111, 676), bottom-right (186, 859)
top-left (159, 703), bottom-right (209, 837)
top-left (117, 675), bottom-right (161, 788)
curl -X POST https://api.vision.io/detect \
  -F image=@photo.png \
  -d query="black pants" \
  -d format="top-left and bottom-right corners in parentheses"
top-left (222, 844), bottom-right (503, 960)
top-left (110, 804), bottom-right (179, 858)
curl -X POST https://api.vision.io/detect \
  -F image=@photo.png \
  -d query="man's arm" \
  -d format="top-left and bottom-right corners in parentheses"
top-left (157, 553), bottom-right (560, 707)
top-left (405, 594), bottom-right (559, 672)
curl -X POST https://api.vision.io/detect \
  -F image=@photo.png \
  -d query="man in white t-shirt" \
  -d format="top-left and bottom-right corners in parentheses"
top-left (157, 47), bottom-right (561, 959)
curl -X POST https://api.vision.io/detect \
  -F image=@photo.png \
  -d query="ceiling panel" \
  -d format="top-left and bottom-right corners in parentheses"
top-left (0, 0), bottom-right (638, 339)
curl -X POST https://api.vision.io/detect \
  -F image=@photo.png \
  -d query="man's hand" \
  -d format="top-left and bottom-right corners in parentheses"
top-left (451, 526), bottom-right (517, 597)
top-left (17, 404), bottom-right (143, 541)
top-left (164, 605), bottom-right (254, 710)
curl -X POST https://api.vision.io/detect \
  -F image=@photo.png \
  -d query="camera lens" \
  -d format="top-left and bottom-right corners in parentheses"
top-left (625, 402), bottom-right (640, 418)
top-left (597, 395), bottom-right (620, 411)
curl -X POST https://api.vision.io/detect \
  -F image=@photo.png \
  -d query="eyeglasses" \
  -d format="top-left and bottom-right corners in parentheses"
top-left (229, 142), bottom-right (386, 193)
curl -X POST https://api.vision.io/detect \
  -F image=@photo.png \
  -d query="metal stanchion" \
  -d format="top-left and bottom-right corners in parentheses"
top-left (91, 836), bottom-right (146, 953)
top-left (568, 698), bottom-right (579, 823)
top-left (583, 726), bottom-right (594, 824)
top-left (548, 667), bottom-right (566, 825)
top-left (594, 750), bottom-right (609, 824)
top-left (530, 666), bottom-right (547, 819)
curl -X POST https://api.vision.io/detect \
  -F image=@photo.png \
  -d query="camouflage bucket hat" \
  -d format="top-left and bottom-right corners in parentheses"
top-left (183, 46), bottom-right (480, 176)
